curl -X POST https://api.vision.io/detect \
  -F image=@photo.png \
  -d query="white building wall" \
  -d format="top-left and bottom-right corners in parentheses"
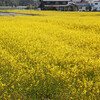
top-left (92, 1), bottom-right (100, 11)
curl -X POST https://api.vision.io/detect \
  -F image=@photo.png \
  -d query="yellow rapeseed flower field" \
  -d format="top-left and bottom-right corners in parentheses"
top-left (0, 10), bottom-right (100, 100)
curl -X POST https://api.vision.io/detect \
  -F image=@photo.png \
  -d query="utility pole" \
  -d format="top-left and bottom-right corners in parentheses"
top-left (4, 0), bottom-right (5, 6)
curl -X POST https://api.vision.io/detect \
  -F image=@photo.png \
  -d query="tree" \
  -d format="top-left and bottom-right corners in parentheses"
top-left (0, 0), bottom-right (17, 6)
top-left (0, 0), bottom-right (41, 7)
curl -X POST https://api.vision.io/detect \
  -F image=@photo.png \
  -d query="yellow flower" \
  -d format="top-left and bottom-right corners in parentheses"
top-left (11, 85), bottom-right (14, 89)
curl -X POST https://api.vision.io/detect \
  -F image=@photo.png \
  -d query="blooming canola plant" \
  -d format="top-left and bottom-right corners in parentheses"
top-left (0, 10), bottom-right (100, 99)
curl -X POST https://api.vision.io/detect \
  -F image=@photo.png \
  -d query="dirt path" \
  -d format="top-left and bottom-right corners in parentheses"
top-left (0, 12), bottom-right (41, 16)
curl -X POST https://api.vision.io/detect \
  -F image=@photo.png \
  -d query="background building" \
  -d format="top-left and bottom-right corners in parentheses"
top-left (39, 0), bottom-right (79, 11)
top-left (91, 0), bottom-right (100, 11)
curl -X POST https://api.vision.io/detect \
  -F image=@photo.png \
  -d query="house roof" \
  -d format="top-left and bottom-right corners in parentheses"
top-left (94, 1), bottom-right (100, 2)
top-left (42, 0), bottom-right (70, 1)
top-left (76, 2), bottom-right (89, 6)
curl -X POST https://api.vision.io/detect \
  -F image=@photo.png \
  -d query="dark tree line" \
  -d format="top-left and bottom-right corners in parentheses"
top-left (0, 0), bottom-right (87, 6)
top-left (0, 0), bottom-right (40, 6)
top-left (0, 0), bottom-right (17, 6)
